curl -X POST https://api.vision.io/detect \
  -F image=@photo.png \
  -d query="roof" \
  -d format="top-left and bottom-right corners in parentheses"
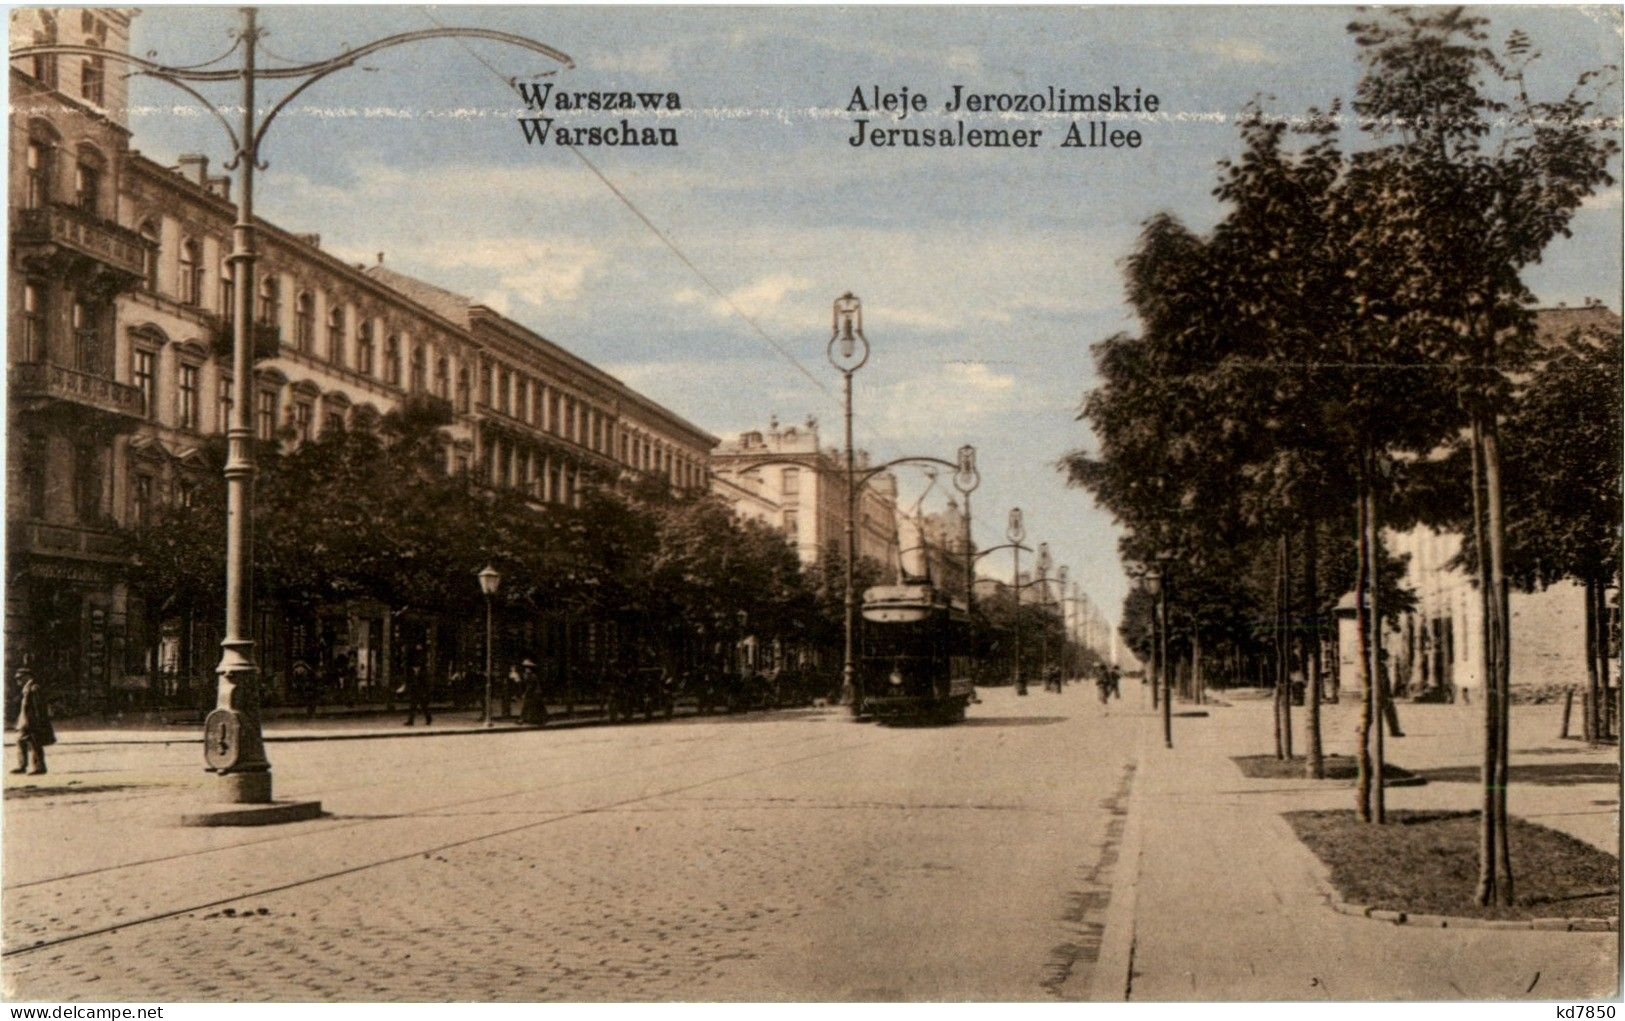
top-left (362, 265), bottom-right (476, 327)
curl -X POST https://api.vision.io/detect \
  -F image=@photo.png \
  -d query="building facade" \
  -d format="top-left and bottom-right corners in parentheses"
top-left (7, 10), bottom-right (716, 714)
top-left (710, 417), bottom-right (900, 579)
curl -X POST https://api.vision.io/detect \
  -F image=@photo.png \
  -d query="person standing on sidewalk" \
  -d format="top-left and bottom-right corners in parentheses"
top-left (404, 661), bottom-right (433, 726)
top-left (11, 668), bottom-right (54, 775)
top-left (519, 659), bottom-right (548, 725)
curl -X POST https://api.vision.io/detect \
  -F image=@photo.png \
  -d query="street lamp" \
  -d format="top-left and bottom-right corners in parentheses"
top-left (1056, 564), bottom-right (1069, 684)
top-left (1144, 559), bottom-right (1172, 748)
top-left (479, 565), bottom-right (501, 727)
top-left (1036, 542), bottom-right (1053, 690)
top-left (14, 13), bottom-right (573, 815)
top-left (1008, 508), bottom-right (1027, 695)
top-left (953, 445), bottom-right (980, 612)
top-left (828, 293), bottom-right (870, 717)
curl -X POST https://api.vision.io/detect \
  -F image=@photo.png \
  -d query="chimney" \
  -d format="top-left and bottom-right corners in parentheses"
top-left (205, 175), bottom-right (231, 201)
top-left (296, 233), bottom-right (321, 249)
top-left (177, 153), bottom-right (208, 185)
top-left (377, 252), bottom-right (385, 265)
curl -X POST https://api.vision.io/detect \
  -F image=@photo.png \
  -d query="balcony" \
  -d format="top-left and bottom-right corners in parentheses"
top-left (12, 202), bottom-right (152, 285)
top-left (9, 519), bottom-right (130, 570)
top-left (208, 317), bottom-right (282, 363)
top-left (10, 362), bottom-right (144, 422)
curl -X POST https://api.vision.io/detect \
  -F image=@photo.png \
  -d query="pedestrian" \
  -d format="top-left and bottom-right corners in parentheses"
top-left (519, 658), bottom-right (548, 725)
top-left (11, 667), bottom-right (54, 775)
top-left (293, 659), bottom-right (317, 718)
top-left (404, 661), bottom-right (432, 726)
top-left (505, 663), bottom-right (522, 721)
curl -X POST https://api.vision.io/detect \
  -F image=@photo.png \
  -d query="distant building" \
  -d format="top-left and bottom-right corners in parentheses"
top-left (710, 417), bottom-right (899, 579)
top-left (1373, 305), bottom-right (1621, 698)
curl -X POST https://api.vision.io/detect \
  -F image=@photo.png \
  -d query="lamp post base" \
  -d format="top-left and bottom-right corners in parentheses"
top-left (177, 799), bottom-right (323, 827)
top-left (215, 768), bottom-right (272, 804)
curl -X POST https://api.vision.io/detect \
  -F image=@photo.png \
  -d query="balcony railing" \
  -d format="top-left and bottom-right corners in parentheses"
top-left (209, 317), bottom-right (281, 362)
top-left (10, 361), bottom-right (144, 419)
top-left (12, 202), bottom-right (151, 281)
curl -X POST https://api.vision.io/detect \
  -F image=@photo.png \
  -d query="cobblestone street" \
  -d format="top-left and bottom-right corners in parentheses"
top-left (2, 687), bottom-right (1138, 1001)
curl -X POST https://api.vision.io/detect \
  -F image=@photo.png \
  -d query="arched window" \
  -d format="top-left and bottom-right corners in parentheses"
top-left (294, 291), bottom-right (314, 352)
top-left (326, 301), bottom-right (345, 363)
top-left (409, 343), bottom-right (426, 393)
top-left (22, 282), bottom-right (47, 363)
top-left (74, 146), bottom-right (103, 215)
top-left (434, 355), bottom-right (450, 399)
top-left (31, 13), bottom-right (58, 87)
top-left (25, 128), bottom-right (56, 209)
top-left (356, 320), bottom-right (375, 376)
top-left (179, 239), bottom-right (203, 305)
top-left (219, 260), bottom-right (235, 321)
top-left (256, 274), bottom-right (280, 327)
top-left (384, 334), bottom-right (402, 386)
top-left (139, 221), bottom-right (161, 293)
top-left (456, 367), bottom-right (471, 413)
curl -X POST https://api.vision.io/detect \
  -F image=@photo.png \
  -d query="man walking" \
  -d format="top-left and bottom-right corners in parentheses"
top-left (11, 667), bottom-right (54, 775)
top-left (404, 661), bottom-right (433, 726)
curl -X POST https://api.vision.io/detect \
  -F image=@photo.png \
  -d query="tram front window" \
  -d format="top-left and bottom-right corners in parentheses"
top-left (862, 624), bottom-right (944, 696)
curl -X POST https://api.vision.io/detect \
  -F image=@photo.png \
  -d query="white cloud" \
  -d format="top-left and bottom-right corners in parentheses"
top-left (1191, 37), bottom-right (1284, 65)
top-left (1581, 186), bottom-right (1622, 211)
top-left (671, 272), bottom-right (814, 322)
top-left (334, 237), bottom-right (607, 305)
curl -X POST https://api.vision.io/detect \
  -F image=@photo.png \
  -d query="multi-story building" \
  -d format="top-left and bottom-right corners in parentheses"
top-left (6, 9), bottom-right (715, 714)
top-left (896, 500), bottom-right (969, 596)
top-left (709, 416), bottom-right (899, 579)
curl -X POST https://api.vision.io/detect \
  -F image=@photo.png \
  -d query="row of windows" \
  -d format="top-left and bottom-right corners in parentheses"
top-left (24, 133), bottom-right (105, 216)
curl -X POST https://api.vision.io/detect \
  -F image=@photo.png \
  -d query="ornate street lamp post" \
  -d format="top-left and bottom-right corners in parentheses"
top-left (1008, 508), bottom-right (1027, 695)
top-left (828, 293), bottom-right (869, 716)
top-left (1145, 560), bottom-right (1172, 748)
top-left (14, 12), bottom-right (573, 814)
top-left (1056, 564), bottom-right (1069, 684)
top-left (479, 565), bottom-right (501, 727)
top-left (1036, 542), bottom-right (1053, 690)
top-left (952, 445), bottom-right (979, 612)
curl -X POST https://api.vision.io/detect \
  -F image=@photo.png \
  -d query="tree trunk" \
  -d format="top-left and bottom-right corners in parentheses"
top-left (1283, 529), bottom-right (1294, 759)
top-left (1484, 416), bottom-right (1514, 906)
top-left (1305, 516), bottom-right (1325, 780)
top-left (1193, 629), bottom-right (1204, 707)
top-left (1275, 532), bottom-right (1288, 759)
top-left (1470, 414), bottom-right (1498, 906)
top-left (1584, 575), bottom-right (1599, 743)
top-left (1597, 576), bottom-right (1614, 740)
top-left (1354, 470), bottom-right (1375, 823)
top-left (1366, 483), bottom-right (1386, 823)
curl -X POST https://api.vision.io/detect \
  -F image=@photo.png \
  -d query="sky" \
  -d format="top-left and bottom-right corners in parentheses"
top-left (122, 5), bottom-right (1624, 637)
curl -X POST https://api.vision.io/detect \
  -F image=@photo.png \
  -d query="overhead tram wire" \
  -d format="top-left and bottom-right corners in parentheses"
top-left (419, 11), bottom-right (837, 410)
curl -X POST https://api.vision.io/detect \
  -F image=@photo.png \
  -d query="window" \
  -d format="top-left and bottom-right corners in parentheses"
top-left (255, 388), bottom-right (278, 441)
top-left (434, 356), bottom-right (449, 399)
top-left (550, 393), bottom-right (562, 434)
top-left (178, 363), bottom-right (200, 430)
top-left (324, 302), bottom-right (344, 363)
top-left (454, 452), bottom-right (470, 477)
top-left (783, 509), bottom-right (799, 541)
top-left (410, 344), bottom-right (426, 393)
top-left (21, 282), bottom-right (46, 363)
top-left (515, 374), bottom-right (528, 421)
top-left (132, 474), bottom-right (154, 528)
top-left (139, 221), bottom-right (161, 292)
top-left (456, 367), bottom-right (471, 413)
top-left (294, 292), bottom-right (314, 352)
top-left (782, 467), bottom-right (800, 497)
top-left (25, 137), bottom-right (53, 209)
top-left (31, 14), bottom-right (58, 87)
top-left (564, 397), bottom-right (576, 442)
top-left (80, 55), bottom-right (105, 107)
top-left (219, 261), bottom-right (235, 321)
top-left (71, 299), bottom-right (103, 374)
top-left (132, 349), bottom-right (156, 418)
top-left (357, 321), bottom-right (375, 375)
top-left (498, 368), bottom-right (511, 414)
top-left (218, 375), bottom-right (234, 432)
top-left (74, 441), bottom-right (104, 522)
top-left (479, 358), bottom-right (493, 406)
top-left (621, 433), bottom-right (630, 464)
top-left (179, 239), bottom-right (202, 305)
top-left (384, 335), bottom-right (401, 386)
top-left (74, 154), bottom-right (101, 215)
top-left (293, 400), bottom-right (314, 443)
top-left (257, 275), bottom-right (280, 327)
top-left (324, 410), bottom-right (345, 435)
top-left (21, 433), bottom-right (48, 518)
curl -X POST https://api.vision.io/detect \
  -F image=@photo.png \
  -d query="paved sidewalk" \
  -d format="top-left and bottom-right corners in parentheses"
top-left (1105, 693), bottom-right (1620, 1001)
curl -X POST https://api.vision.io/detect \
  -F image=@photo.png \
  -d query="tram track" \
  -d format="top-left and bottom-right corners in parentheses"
top-left (3, 720), bottom-right (829, 893)
top-left (2, 731), bottom-right (877, 959)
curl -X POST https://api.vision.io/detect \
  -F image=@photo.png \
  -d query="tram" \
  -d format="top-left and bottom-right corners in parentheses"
top-left (859, 581), bottom-right (976, 723)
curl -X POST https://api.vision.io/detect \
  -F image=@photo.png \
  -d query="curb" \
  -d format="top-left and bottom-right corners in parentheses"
top-left (1304, 839), bottom-right (1618, 932)
top-left (1088, 716), bottom-right (1149, 1001)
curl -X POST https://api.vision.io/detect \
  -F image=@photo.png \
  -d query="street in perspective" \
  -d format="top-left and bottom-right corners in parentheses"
top-left (5, 3), bottom-right (1622, 1005)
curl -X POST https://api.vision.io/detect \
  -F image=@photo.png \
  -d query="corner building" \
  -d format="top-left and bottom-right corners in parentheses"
top-left (6, 8), bottom-right (715, 715)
